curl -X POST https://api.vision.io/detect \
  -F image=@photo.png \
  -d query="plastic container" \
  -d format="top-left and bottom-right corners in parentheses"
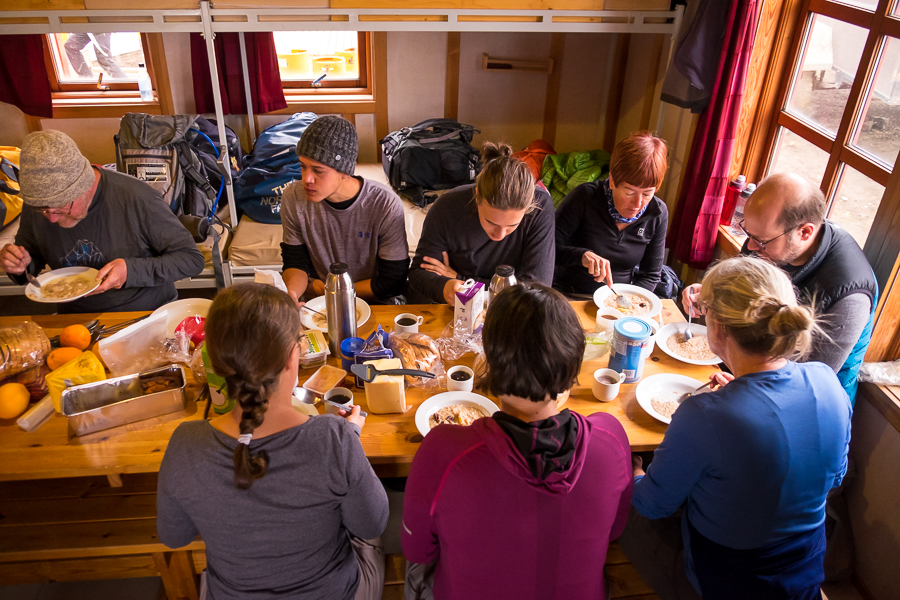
top-left (97, 311), bottom-right (168, 376)
top-left (300, 330), bottom-right (330, 369)
top-left (607, 318), bottom-right (652, 383)
top-left (730, 183), bottom-right (757, 236)
top-left (137, 62), bottom-right (153, 102)
top-left (302, 365), bottom-right (347, 396)
top-left (719, 175), bottom-right (747, 226)
top-left (340, 337), bottom-right (365, 374)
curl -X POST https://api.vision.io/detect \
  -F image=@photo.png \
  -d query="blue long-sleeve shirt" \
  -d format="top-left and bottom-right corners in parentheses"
top-left (633, 361), bottom-right (851, 550)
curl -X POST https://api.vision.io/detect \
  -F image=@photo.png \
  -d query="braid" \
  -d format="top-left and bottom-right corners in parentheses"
top-left (228, 376), bottom-right (273, 490)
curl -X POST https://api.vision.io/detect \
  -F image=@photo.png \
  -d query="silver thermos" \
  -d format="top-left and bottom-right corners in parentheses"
top-left (488, 265), bottom-right (517, 308)
top-left (325, 262), bottom-right (357, 355)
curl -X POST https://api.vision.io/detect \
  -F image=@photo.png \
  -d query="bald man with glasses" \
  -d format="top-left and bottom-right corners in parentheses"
top-left (683, 172), bottom-right (877, 403)
top-left (0, 130), bottom-right (203, 313)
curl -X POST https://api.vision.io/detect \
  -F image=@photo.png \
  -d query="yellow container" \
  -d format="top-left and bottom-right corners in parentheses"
top-left (46, 351), bottom-right (106, 413)
top-left (336, 48), bottom-right (357, 67)
top-left (288, 49), bottom-right (312, 74)
top-left (313, 56), bottom-right (346, 76)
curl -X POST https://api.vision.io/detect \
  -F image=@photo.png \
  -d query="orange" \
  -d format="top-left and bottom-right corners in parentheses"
top-left (59, 324), bottom-right (92, 350)
top-left (0, 383), bottom-right (30, 419)
top-left (47, 347), bottom-right (83, 371)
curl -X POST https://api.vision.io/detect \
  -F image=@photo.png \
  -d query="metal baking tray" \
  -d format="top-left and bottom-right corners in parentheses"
top-left (61, 365), bottom-right (187, 436)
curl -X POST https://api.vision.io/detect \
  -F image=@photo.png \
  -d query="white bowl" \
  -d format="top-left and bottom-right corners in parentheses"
top-left (656, 323), bottom-right (722, 366)
top-left (150, 298), bottom-right (213, 338)
top-left (300, 296), bottom-right (371, 332)
top-left (635, 373), bottom-right (706, 425)
top-left (25, 267), bottom-right (100, 303)
top-left (593, 284), bottom-right (662, 322)
top-left (415, 391), bottom-right (499, 437)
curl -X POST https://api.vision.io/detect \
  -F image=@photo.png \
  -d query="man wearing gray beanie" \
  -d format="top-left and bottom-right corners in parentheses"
top-left (281, 115), bottom-right (409, 303)
top-left (0, 130), bottom-right (204, 313)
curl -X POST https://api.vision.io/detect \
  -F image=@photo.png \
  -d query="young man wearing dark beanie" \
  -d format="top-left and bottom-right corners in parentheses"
top-left (281, 115), bottom-right (410, 303)
top-left (0, 130), bottom-right (204, 313)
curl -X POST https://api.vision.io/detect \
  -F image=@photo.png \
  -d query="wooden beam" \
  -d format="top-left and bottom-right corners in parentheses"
top-left (444, 32), bottom-right (460, 121)
top-left (373, 31), bottom-right (389, 160)
top-left (604, 32), bottom-right (630, 151)
top-left (24, 115), bottom-right (43, 133)
top-left (541, 32), bottom-right (565, 147)
top-left (341, 113), bottom-right (357, 126)
top-left (145, 33), bottom-right (174, 116)
top-left (639, 33), bottom-right (664, 131)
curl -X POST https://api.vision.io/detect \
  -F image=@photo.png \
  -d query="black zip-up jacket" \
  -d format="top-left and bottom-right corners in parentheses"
top-left (554, 179), bottom-right (668, 295)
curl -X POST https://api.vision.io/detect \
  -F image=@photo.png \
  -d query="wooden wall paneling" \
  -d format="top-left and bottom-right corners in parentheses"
top-left (373, 31), bottom-right (389, 161)
top-left (639, 33), bottom-right (664, 131)
top-left (444, 32), bottom-right (460, 120)
top-left (342, 113), bottom-right (357, 126)
top-left (145, 33), bottom-right (174, 116)
top-left (604, 33), bottom-right (630, 152)
top-left (0, 0), bottom-right (86, 9)
top-left (25, 115), bottom-right (43, 133)
top-left (541, 32), bottom-right (565, 147)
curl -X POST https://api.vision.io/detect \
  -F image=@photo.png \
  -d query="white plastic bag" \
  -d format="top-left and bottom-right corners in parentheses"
top-left (858, 360), bottom-right (900, 385)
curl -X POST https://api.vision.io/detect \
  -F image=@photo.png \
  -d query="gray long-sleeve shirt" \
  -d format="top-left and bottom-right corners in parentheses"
top-left (157, 417), bottom-right (389, 600)
top-left (407, 184), bottom-right (556, 303)
top-left (11, 168), bottom-right (204, 313)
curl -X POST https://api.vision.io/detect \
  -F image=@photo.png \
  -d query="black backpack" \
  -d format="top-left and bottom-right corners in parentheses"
top-left (380, 118), bottom-right (481, 207)
top-left (190, 116), bottom-right (244, 195)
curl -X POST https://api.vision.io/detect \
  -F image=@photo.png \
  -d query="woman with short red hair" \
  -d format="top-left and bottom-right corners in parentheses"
top-left (554, 131), bottom-right (669, 296)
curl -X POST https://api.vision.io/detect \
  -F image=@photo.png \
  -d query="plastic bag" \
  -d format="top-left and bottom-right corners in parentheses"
top-left (584, 331), bottom-right (612, 361)
top-left (46, 351), bottom-right (106, 412)
top-left (189, 344), bottom-right (207, 384)
top-left (354, 326), bottom-right (393, 387)
top-left (388, 332), bottom-right (445, 391)
top-left (0, 321), bottom-right (51, 380)
top-left (436, 314), bottom-right (483, 361)
top-left (858, 360), bottom-right (900, 385)
top-left (98, 312), bottom-right (169, 376)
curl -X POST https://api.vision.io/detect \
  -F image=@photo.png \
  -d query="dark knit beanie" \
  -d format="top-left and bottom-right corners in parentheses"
top-left (295, 115), bottom-right (358, 175)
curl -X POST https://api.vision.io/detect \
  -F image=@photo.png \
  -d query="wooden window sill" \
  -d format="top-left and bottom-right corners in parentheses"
top-left (717, 224), bottom-right (745, 257)
top-left (860, 382), bottom-right (900, 434)
top-left (50, 92), bottom-right (160, 119)
top-left (267, 91), bottom-right (378, 115)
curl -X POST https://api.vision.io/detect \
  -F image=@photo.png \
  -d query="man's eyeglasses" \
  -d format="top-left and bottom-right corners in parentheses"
top-left (737, 219), bottom-right (794, 250)
top-left (34, 201), bottom-right (75, 217)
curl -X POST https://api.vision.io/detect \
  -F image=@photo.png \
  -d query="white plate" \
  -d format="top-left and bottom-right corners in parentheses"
top-left (150, 298), bottom-right (214, 338)
top-left (300, 296), bottom-right (371, 332)
top-left (636, 373), bottom-right (706, 425)
top-left (25, 267), bottom-right (100, 303)
top-left (593, 284), bottom-right (662, 322)
top-left (656, 323), bottom-right (722, 366)
top-left (415, 391), bottom-right (499, 437)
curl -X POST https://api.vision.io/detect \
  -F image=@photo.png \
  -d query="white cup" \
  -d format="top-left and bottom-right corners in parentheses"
top-left (446, 365), bottom-right (474, 392)
top-left (592, 368), bottom-right (625, 402)
top-left (595, 308), bottom-right (623, 333)
top-left (394, 313), bottom-right (425, 333)
top-left (324, 387), bottom-right (354, 415)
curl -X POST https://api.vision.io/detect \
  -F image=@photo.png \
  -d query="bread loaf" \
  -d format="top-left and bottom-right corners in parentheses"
top-left (389, 333), bottom-right (440, 385)
top-left (0, 322), bottom-right (51, 380)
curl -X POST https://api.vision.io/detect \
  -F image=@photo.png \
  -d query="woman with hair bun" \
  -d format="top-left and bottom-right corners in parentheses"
top-left (554, 131), bottom-right (669, 296)
top-left (407, 142), bottom-right (556, 304)
top-left (157, 283), bottom-right (389, 600)
top-left (620, 256), bottom-right (851, 600)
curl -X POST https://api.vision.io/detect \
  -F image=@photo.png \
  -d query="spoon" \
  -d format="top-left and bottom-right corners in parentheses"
top-left (25, 272), bottom-right (42, 290)
top-left (301, 304), bottom-right (326, 318)
top-left (683, 304), bottom-right (694, 341)
top-left (678, 379), bottom-right (714, 404)
top-left (292, 387), bottom-right (368, 417)
top-left (608, 283), bottom-right (632, 310)
top-left (350, 363), bottom-right (435, 383)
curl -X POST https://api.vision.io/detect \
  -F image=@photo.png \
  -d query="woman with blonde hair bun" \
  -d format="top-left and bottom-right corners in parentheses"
top-left (620, 256), bottom-right (851, 600)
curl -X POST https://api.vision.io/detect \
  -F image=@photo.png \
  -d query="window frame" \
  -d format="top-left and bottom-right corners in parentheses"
top-left (41, 32), bottom-right (156, 93)
top-left (279, 31), bottom-right (370, 92)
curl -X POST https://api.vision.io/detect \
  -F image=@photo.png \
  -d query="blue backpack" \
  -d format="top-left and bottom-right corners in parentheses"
top-left (234, 112), bottom-right (317, 224)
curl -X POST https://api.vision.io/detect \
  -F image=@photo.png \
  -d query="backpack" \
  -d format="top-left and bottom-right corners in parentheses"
top-left (189, 116), bottom-right (244, 195)
top-left (234, 112), bottom-right (317, 224)
top-left (380, 118), bottom-right (481, 208)
top-left (0, 147), bottom-right (22, 229)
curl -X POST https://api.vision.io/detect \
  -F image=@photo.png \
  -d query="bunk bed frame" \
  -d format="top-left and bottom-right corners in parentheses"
top-left (0, 1), bottom-right (683, 289)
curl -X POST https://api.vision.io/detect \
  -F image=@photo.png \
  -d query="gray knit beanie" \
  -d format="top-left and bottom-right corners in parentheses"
top-left (19, 130), bottom-right (94, 208)
top-left (295, 115), bottom-right (358, 175)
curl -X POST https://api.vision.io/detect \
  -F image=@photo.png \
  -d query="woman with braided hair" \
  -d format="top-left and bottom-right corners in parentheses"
top-left (157, 283), bottom-right (388, 600)
top-left (619, 256), bottom-right (851, 600)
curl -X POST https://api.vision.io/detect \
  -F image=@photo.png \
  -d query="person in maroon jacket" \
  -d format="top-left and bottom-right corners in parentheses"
top-left (402, 283), bottom-right (634, 600)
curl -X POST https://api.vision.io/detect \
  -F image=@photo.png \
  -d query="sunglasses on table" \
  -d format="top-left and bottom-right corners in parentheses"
top-left (737, 219), bottom-right (796, 250)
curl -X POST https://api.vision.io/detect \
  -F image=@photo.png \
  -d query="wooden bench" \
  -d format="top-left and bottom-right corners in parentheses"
top-left (0, 473), bottom-right (203, 600)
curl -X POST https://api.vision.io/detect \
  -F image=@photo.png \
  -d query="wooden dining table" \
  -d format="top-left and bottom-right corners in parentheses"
top-left (0, 299), bottom-right (720, 482)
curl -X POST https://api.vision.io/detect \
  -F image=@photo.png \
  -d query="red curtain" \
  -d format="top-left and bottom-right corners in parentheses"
top-left (190, 32), bottom-right (287, 116)
top-left (0, 35), bottom-right (53, 119)
top-left (667, 0), bottom-right (759, 269)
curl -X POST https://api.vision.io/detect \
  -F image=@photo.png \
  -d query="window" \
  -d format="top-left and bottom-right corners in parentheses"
top-left (43, 32), bottom-right (152, 93)
top-left (273, 31), bottom-right (368, 90)
top-left (760, 0), bottom-right (900, 248)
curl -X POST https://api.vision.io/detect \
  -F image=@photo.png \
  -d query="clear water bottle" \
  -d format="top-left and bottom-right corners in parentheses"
top-left (325, 263), bottom-right (356, 356)
top-left (730, 183), bottom-right (757, 236)
top-left (488, 265), bottom-right (517, 308)
top-left (137, 63), bottom-right (153, 102)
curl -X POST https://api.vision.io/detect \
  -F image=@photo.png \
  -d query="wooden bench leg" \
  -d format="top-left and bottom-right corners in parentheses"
top-left (106, 473), bottom-right (123, 488)
top-left (153, 550), bottom-right (199, 600)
